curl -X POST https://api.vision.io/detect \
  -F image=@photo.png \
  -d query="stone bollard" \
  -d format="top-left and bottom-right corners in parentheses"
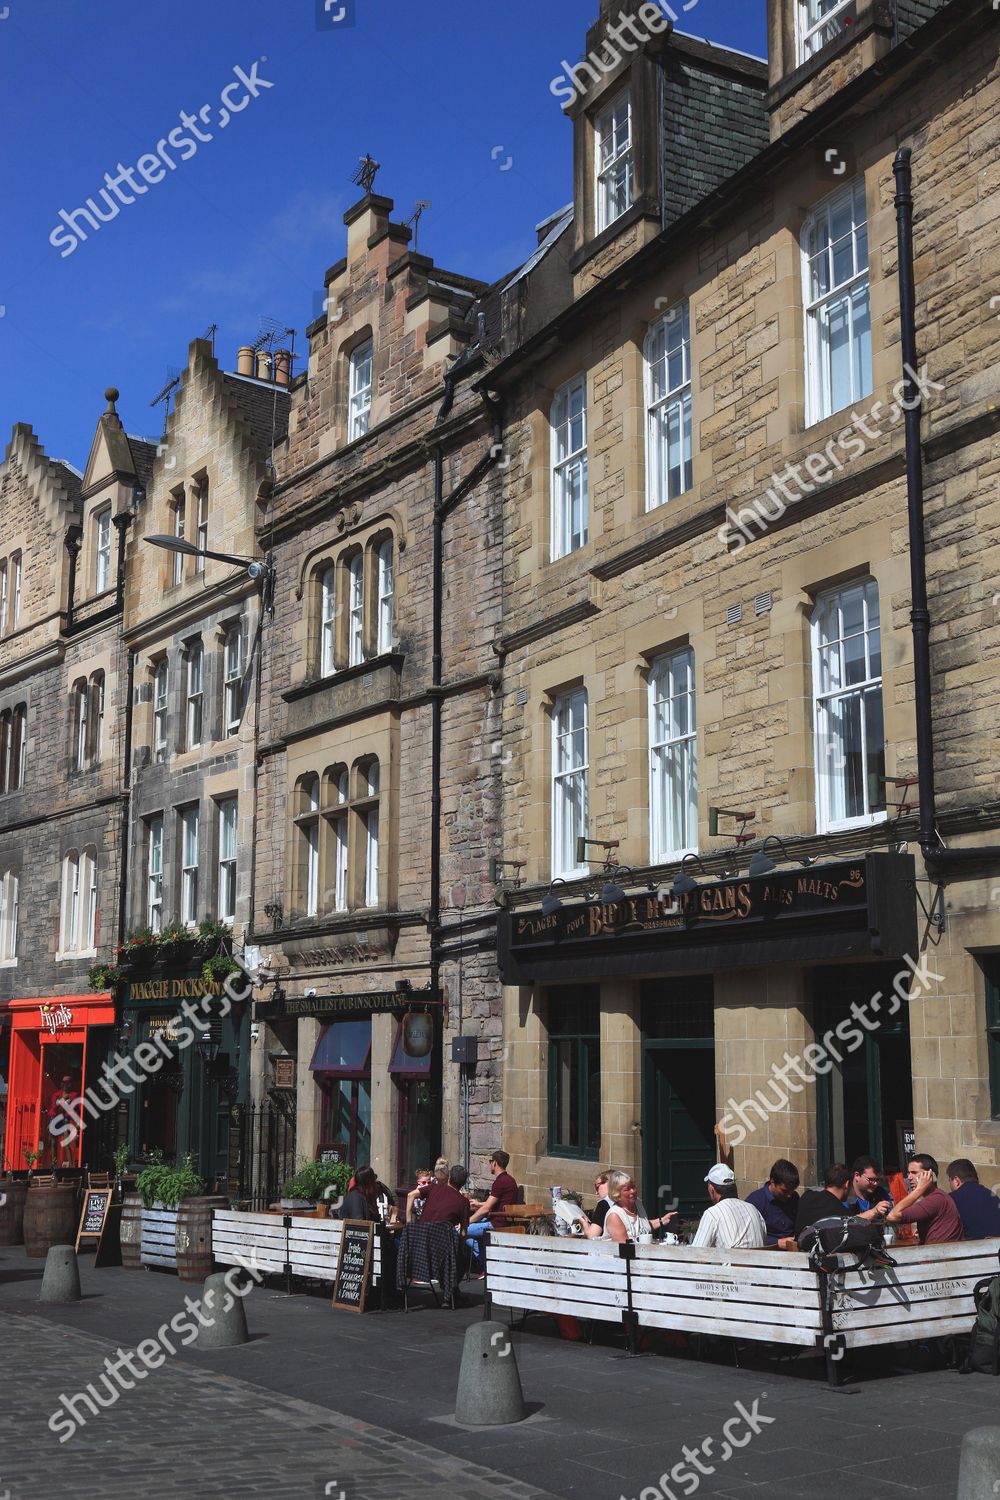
top-left (193, 1271), bottom-right (250, 1349)
top-left (958, 1427), bottom-right (1000, 1499)
top-left (39, 1244), bottom-right (82, 1303)
top-left (454, 1320), bottom-right (527, 1426)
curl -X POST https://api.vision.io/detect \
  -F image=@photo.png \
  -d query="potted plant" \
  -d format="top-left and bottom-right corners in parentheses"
top-left (88, 962), bottom-right (123, 993)
top-left (132, 1153), bottom-right (226, 1279)
top-left (280, 1158), bottom-right (352, 1211)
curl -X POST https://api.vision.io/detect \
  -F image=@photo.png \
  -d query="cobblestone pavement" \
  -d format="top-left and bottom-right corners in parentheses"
top-left (0, 1311), bottom-right (553, 1500)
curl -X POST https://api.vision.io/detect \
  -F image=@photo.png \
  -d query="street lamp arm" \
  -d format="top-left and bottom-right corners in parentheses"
top-left (143, 534), bottom-right (259, 569)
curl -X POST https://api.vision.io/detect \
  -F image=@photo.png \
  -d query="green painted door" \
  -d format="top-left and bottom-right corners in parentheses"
top-left (646, 1045), bottom-right (716, 1216)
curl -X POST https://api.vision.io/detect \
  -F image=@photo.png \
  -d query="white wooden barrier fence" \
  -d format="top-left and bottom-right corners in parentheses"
top-left (483, 1231), bottom-right (1000, 1383)
top-left (213, 1210), bottom-right (384, 1290)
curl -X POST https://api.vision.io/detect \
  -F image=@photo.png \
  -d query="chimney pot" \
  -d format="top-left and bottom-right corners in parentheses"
top-left (273, 349), bottom-right (291, 387)
top-left (237, 346), bottom-right (255, 377)
top-left (256, 350), bottom-right (273, 381)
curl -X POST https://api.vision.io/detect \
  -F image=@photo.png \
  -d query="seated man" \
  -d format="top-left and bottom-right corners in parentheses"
top-left (692, 1165), bottom-right (766, 1249)
top-left (888, 1153), bottom-right (964, 1244)
top-left (466, 1150), bottom-right (518, 1274)
top-left (795, 1161), bottom-right (893, 1242)
top-left (848, 1155), bottom-right (893, 1216)
top-left (947, 1158), bottom-right (1000, 1240)
top-left (746, 1158), bottom-right (800, 1247)
top-left (419, 1164), bottom-right (471, 1234)
top-left (405, 1167), bottom-right (434, 1224)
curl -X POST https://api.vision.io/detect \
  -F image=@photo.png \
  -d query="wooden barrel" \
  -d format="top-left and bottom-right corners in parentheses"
top-left (120, 1193), bottom-right (143, 1269)
top-left (0, 1179), bottom-right (28, 1245)
top-left (176, 1195), bottom-right (228, 1282)
top-left (22, 1181), bottom-right (79, 1258)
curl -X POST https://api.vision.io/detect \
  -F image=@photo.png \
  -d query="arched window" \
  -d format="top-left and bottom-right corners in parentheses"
top-left (376, 539), bottom-right (394, 653)
top-left (8, 704), bottom-right (26, 792)
top-left (90, 672), bottom-right (105, 766)
top-left (319, 565), bottom-right (336, 677)
top-left (0, 710), bottom-right (10, 794)
top-left (73, 680), bottom-right (88, 772)
top-left (323, 766), bottom-right (350, 913)
top-left (360, 758), bottom-right (379, 908)
top-left (153, 658), bottom-right (168, 762)
top-left (348, 340), bottom-right (373, 441)
top-left (294, 774), bottom-right (321, 918)
top-left (11, 553), bottom-right (21, 628)
top-left (194, 478), bottom-right (209, 574)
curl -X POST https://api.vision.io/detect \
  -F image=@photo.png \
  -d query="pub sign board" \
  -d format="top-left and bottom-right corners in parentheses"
top-left (317, 1142), bottom-right (348, 1166)
top-left (500, 852), bottom-right (917, 983)
top-left (332, 1220), bottom-right (374, 1313)
top-left (76, 1188), bottom-right (113, 1252)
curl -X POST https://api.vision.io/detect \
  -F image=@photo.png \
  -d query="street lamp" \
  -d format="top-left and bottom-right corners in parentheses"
top-left (143, 535), bottom-right (275, 601)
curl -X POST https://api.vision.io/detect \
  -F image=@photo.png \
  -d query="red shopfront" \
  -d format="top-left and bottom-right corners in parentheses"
top-left (3, 994), bottom-right (115, 1172)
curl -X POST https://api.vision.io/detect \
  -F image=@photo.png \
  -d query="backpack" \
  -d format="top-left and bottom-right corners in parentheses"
top-left (797, 1215), bottom-right (897, 1271)
top-left (961, 1275), bottom-right (1000, 1375)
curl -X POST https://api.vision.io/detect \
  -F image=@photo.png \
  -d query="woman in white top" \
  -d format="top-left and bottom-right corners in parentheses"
top-left (601, 1169), bottom-right (679, 1244)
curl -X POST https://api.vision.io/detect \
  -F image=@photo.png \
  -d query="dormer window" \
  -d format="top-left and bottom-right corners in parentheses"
top-left (95, 508), bottom-right (112, 594)
top-left (348, 341), bottom-right (373, 441)
top-left (797, 0), bottom-right (855, 63)
top-left (595, 91), bottom-right (633, 233)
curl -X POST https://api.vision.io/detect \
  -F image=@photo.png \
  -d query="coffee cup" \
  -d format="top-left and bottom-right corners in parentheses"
top-left (638, 1232), bottom-right (653, 1245)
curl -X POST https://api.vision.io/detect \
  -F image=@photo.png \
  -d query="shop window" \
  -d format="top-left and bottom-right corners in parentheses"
top-left (217, 797), bottom-right (238, 924)
top-left (0, 868), bottom-right (18, 962)
top-left (179, 804), bottom-right (200, 926)
top-left (95, 506), bottom-right (112, 594)
top-left (146, 815), bottom-right (163, 933)
top-left (551, 375), bottom-right (588, 559)
top-left (812, 577), bottom-right (885, 832)
top-left (223, 625), bottom-right (243, 736)
top-left (552, 689), bottom-right (588, 878)
top-left (60, 846), bottom-right (97, 956)
top-left (312, 1019), bottom-right (372, 1165)
top-left (348, 340), bottom-right (373, 441)
top-left (547, 988), bottom-right (601, 1159)
top-left (649, 647), bottom-right (696, 861)
top-left (595, 90), bottom-right (632, 232)
top-left (645, 304), bottom-right (692, 510)
top-left (376, 538), bottom-right (394, 653)
top-left (985, 960), bottom-right (1000, 1121)
top-left (803, 177), bottom-right (871, 424)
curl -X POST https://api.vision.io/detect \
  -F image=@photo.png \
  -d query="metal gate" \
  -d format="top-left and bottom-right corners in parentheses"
top-left (229, 1095), bottom-right (297, 1210)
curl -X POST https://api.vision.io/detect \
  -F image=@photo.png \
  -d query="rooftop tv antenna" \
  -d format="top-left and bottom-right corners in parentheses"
top-left (149, 370), bottom-right (181, 438)
top-left (201, 323), bottom-right (218, 356)
top-left (352, 153), bottom-right (381, 194)
top-left (406, 200), bottom-right (432, 253)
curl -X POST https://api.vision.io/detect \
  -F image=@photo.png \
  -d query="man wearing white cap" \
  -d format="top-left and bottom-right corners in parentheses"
top-left (691, 1164), bottom-right (766, 1249)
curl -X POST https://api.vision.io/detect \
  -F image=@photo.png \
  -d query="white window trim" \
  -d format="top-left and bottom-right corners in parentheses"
top-left (11, 555), bottom-right (21, 628)
top-left (595, 90), bottom-right (633, 234)
top-left (153, 661), bottom-right (168, 761)
top-left (217, 797), bottom-right (238, 924)
top-left (95, 509), bottom-right (112, 594)
top-left (801, 177), bottom-right (871, 427)
top-left (320, 566), bottom-right (336, 677)
top-left (181, 806), bottom-right (200, 927)
top-left (172, 500), bottom-right (185, 586)
top-left (348, 341), bottom-right (373, 442)
top-left (185, 641), bottom-right (203, 750)
top-left (147, 816), bottom-right (163, 933)
top-left (348, 554), bottom-right (364, 667)
top-left (550, 375), bottom-right (589, 560)
top-left (92, 675), bottom-right (105, 767)
top-left (57, 848), bottom-right (97, 960)
top-left (224, 627), bottom-right (243, 736)
top-left (648, 648), bottom-right (698, 863)
top-left (0, 562), bottom-right (7, 637)
top-left (644, 304), bottom-right (693, 512)
top-left (376, 540), bottom-right (394, 654)
top-left (74, 683), bottom-right (88, 772)
top-left (797, 0), bottom-right (855, 63)
top-left (811, 579), bottom-right (887, 834)
top-left (194, 482), bottom-right (208, 575)
top-left (551, 690), bottom-right (589, 879)
top-left (0, 869), bottom-right (18, 965)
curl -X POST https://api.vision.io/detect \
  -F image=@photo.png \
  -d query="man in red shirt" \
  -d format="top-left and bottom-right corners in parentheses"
top-left (466, 1150), bottom-right (518, 1275)
top-left (419, 1164), bottom-right (471, 1234)
top-left (888, 1153), bottom-right (964, 1244)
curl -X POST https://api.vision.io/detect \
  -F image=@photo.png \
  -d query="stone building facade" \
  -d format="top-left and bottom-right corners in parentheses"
top-left (251, 189), bottom-right (511, 1196)
top-left (0, 399), bottom-right (153, 1171)
top-left (489, 0), bottom-right (999, 1213)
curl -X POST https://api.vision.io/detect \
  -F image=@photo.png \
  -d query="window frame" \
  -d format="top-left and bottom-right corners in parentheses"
top-left (95, 508), bottom-right (112, 594)
top-left (551, 689), bottom-right (589, 879)
top-left (0, 868), bottom-right (18, 963)
top-left (376, 538), bottom-right (394, 654)
top-left (361, 759), bottom-right (380, 908)
top-left (319, 565), bottom-right (336, 677)
top-left (171, 497), bottom-right (186, 586)
top-left (185, 640), bottom-right (204, 751)
top-left (648, 646), bottom-right (698, 863)
top-left (60, 847), bottom-right (97, 956)
top-left (180, 805), bottom-right (200, 927)
top-left (595, 90), bottom-right (633, 234)
top-left (811, 577), bottom-right (886, 834)
top-left (217, 796), bottom-right (238, 924)
top-left (223, 625), bottom-right (243, 737)
top-left (550, 375), bottom-right (589, 560)
top-left (984, 959), bottom-right (1000, 1122)
top-left (153, 659), bottom-right (168, 762)
top-left (347, 552), bottom-right (364, 668)
top-left (644, 304), bottom-right (693, 511)
top-left (147, 815), bottom-right (164, 933)
top-left (802, 177), bottom-right (871, 426)
top-left (73, 680), bottom-right (89, 773)
top-left (0, 561), bottom-right (6, 637)
top-left (11, 553), bottom-right (21, 628)
top-left (194, 480), bottom-right (208, 575)
top-left (797, 0), bottom-right (855, 62)
top-left (547, 990), bottom-right (601, 1161)
top-left (91, 673), bottom-right (105, 766)
top-left (348, 340), bottom-right (373, 442)
top-left (9, 704), bottom-right (25, 792)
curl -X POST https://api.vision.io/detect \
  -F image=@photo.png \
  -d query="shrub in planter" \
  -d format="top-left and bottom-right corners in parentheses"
top-left (88, 962), bottom-right (123, 993)
top-left (280, 1158), bottom-right (352, 1207)
top-left (136, 1153), bottom-right (206, 1209)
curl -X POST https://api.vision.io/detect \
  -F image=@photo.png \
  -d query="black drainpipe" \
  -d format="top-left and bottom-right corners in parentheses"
top-left (430, 370), bottom-right (503, 1002)
top-left (64, 526), bottom-right (82, 631)
top-left (117, 647), bottom-right (136, 943)
top-left (894, 147), bottom-right (1000, 879)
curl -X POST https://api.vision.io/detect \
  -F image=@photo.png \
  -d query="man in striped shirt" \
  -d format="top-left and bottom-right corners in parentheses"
top-left (692, 1164), bottom-right (766, 1249)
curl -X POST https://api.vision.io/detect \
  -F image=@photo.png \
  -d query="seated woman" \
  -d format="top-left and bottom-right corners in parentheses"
top-left (339, 1166), bottom-right (384, 1222)
top-left (578, 1171), bottom-right (612, 1239)
top-left (601, 1169), bottom-right (679, 1243)
top-left (405, 1167), bottom-right (434, 1224)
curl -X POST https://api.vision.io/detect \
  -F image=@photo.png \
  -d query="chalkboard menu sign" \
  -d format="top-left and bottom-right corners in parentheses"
top-left (76, 1189), bottom-right (113, 1252)
top-left (332, 1220), bottom-right (374, 1313)
top-left (316, 1142), bottom-right (348, 1165)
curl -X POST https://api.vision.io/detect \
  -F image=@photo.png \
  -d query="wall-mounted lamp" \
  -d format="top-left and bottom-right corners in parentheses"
top-left (670, 852), bottom-right (709, 895)
top-left (747, 834), bottom-right (818, 877)
top-left (576, 836), bottom-right (620, 866)
top-left (596, 866), bottom-right (632, 905)
top-left (541, 879), bottom-right (566, 917)
top-left (144, 533), bottom-right (274, 587)
top-left (708, 806), bottom-right (756, 844)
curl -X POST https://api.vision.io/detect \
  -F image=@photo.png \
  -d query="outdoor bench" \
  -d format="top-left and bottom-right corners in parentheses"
top-left (482, 1230), bottom-right (1000, 1384)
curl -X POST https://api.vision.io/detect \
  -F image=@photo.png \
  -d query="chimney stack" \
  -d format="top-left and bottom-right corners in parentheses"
top-left (256, 350), bottom-right (273, 381)
top-left (273, 349), bottom-right (291, 386)
top-left (237, 346), bottom-right (255, 377)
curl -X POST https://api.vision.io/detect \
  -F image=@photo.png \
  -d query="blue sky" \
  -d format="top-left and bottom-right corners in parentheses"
top-left (0, 0), bottom-right (766, 466)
